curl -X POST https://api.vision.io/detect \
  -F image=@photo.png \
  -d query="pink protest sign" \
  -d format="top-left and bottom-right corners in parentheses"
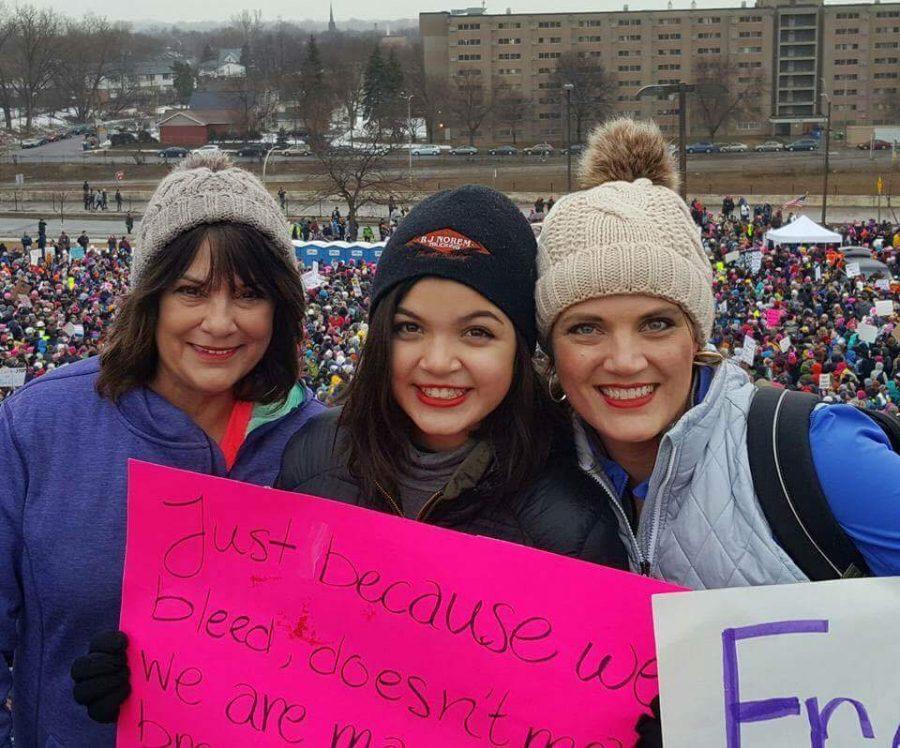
top-left (118, 460), bottom-right (682, 747)
top-left (765, 308), bottom-right (783, 329)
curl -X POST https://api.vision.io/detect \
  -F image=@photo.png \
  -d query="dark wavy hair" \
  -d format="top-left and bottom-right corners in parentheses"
top-left (97, 222), bottom-right (305, 404)
top-left (338, 279), bottom-right (561, 504)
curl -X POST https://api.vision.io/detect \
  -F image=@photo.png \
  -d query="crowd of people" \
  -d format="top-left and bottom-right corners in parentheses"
top-left (1, 203), bottom-right (898, 414)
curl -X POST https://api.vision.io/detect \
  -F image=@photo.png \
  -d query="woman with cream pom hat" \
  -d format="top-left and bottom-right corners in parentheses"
top-left (536, 118), bottom-right (900, 593)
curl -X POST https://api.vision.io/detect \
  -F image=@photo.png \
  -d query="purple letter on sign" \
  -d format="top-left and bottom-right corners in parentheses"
top-left (721, 619), bottom-right (829, 748)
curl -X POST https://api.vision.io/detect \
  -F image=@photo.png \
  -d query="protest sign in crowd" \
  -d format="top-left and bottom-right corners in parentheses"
top-left (3, 206), bottom-right (897, 413)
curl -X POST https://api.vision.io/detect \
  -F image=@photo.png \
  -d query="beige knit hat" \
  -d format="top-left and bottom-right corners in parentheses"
top-left (133, 151), bottom-right (293, 286)
top-left (535, 118), bottom-right (714, 344)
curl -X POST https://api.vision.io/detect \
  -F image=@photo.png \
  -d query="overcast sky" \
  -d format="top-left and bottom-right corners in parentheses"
top-left (35, 0), bottom-right (872, 24)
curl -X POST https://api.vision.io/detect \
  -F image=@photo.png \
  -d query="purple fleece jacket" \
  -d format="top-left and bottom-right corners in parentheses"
top-left (0, 357), bottom-right (323, 746)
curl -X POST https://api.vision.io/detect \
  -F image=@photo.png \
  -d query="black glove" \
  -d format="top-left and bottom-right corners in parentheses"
top-left (635, 696), bottom-right (663, 748)
top-left (71, 630), bottom-right (131, 723)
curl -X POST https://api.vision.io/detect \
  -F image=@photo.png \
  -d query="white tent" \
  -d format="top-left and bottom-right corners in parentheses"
top-left (764, 215), bottom-right (842, 245)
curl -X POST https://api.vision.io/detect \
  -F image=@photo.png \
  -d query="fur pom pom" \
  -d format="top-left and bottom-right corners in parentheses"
top-left (577, 118), bottom-right (678, 191)
top-left (176, 149), bottom-right (233, 173)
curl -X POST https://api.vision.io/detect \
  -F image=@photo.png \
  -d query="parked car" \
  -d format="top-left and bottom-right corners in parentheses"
top-left (785, 138), bottom-right (819, 152)
top-left (856, 139), bottom-right (893, 151)
top-left (410, 144), bottom-right (441, 156)
top-left (236, 144), bottom-right (266, 158)
top-left (191, 144), bottom-right (221, 155)
top-left (523, 142), bottom-right (554, 156)
top-left (754, 140), bottom-right (784, 152)
top-left (109, 132), bottom-right (137, 147)
top-left (158, 146), bottom-right (189, 159)
top-left (20, 138), bottom-right (42, 149)
top-left (449, 145), bottom-right (478, 156)
top-left (489, 145), bottom-right (519, 156)
top-left (562, 143), bottom-right (586, 156)
top-left (719, 142), bottom-right (748, 153)
top-left (281, 143), bottom-right (311, 156)
top-left (685, 142), bottom-right (720, 154)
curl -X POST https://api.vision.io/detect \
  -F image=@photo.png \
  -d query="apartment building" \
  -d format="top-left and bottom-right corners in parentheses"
top-left (420, 0), bottom-right (900, 144)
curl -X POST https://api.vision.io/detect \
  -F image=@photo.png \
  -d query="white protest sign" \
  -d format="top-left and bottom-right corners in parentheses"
top-left (874, 300), bottom-right (894, 317)
top-left (846, 261), bottom-right (861, 277)
top-left (724, 251), bottom-right (740, 264)
top-left (779, 336), bottom-right (791, 353)
top-left (814, 265), bottom-right (822, 281)
top-left (63, 322), bottom-right (75, 336)
top-left (28, 249), bottom-right (41, 265)
top-left (653, 578), bottom-right (900, 748)
top-left (739, 335), bottom-right (757, 365)
top-left (749, 252), bottom-right (762, 274)
top-left (718, 300), bottom-right (729, 314)
top-left (818, 373), bottom-right (831, 390)
top-left (73, 324), bottom-right (84, 338)
top-left (857, 323), bottom-right (879, 344)
top-left (301, 270), bottom-right (321, 290)
top-left (875, 278), bottom-right (890, 291)
top-left (0, 367), bottom-right (26, 387)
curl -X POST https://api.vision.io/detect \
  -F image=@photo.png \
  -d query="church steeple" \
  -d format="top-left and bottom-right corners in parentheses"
top-left (328, 3), bottom-right (336, 32)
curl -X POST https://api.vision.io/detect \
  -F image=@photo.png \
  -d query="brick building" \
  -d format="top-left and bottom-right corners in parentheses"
top-left (420, 0), bottom-right (900, 145)
top-left (157, 110), bottom-right (244, 146)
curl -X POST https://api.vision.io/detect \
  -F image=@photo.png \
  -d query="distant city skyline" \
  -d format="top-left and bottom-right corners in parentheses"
top-left (28, 0), bottom-right (883, 24)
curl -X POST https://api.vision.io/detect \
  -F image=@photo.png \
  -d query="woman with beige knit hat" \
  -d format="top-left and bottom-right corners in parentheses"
top-left (537, 118), bottom-right (900, 594)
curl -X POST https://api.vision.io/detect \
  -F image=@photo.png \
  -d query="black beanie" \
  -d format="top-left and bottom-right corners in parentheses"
top-left (371, 185), bottom-right (538, 350)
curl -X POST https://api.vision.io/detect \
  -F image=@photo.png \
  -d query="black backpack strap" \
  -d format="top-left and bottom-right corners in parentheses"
top-left (747, 387), bottom-right (872, 580)
top-left (858, 407), bottom-right (900, 452)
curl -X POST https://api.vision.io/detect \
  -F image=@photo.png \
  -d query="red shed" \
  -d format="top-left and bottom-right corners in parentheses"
top-left (158, 109), bottom-right (243, 146)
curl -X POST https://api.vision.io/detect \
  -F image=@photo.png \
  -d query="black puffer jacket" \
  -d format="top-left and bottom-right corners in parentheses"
top-left (276, 408), bottom-right (627, 568)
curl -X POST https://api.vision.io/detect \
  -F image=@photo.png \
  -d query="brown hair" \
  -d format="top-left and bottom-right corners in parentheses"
top-left (338, 279), bottom-right (561, 503)
top-left (97, 222), bottom-right (305, 404)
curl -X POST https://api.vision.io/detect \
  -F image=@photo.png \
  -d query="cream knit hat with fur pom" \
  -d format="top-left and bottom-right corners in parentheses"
top-left (535, 118), bottom-right (713, 344)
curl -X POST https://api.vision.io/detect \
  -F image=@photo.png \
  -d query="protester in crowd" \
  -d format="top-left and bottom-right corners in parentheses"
top-left (536, 118), bottom-right (900, 594)
top-left (0, 152), bottom-right (322, 742)
top-left (277, 184), bottom-right (627, 566)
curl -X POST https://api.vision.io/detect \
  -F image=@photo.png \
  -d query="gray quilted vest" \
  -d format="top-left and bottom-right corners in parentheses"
top-left (574, 361), bottom-right (809, 590)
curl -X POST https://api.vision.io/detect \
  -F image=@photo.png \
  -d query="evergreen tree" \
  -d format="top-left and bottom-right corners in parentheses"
top-left (171, 61), bottom-right (195, 105)
top-left (361, 46), bottom-right (385, 123)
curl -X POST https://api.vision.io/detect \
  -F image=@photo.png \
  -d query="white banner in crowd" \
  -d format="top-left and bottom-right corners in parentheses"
top-left (818, 373), bottom-right (831, 390)
top-left (779, 336), bottom-right (791, 353)
top-left (749, 252), bottom-right (763, 274)
top-left (857, 323), bottom-right (879, 344)
top-left (724, 251), bottom-right (741, 264)
top-left (301, 260), bottom-right (322, 291)
top-left (846, 262), bottom-right (862, 278)
top-left (28, 249), bottom-right (41, 265)
top-left (739, 335), bottom-right (757, 365)
top-left (653, 578), bottom-right (900, 748)
top-left (0, 367), bottom-right (26, 387)
top-left (875, 279), bottom-right (891, 291)
top-left (874, 299), bottom-right (894, 317)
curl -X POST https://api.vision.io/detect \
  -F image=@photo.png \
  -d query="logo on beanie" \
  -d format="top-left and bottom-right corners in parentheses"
top-left (405, 228), bottom-right (490, 259)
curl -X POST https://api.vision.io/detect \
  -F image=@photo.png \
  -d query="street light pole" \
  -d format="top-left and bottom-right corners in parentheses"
top-left (821, 92), bottom-right (832, 225)
top-left (636, 82), bottom-right (696, 201)
top-left (407, 93), bottom-right (414, 187)
top-left (563, 82), bottom-right (574, 193)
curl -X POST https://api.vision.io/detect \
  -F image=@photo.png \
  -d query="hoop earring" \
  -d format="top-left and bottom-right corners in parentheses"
top-left (693, 349), bottom-right (725, 367)
top-left (547, 370), bottom-right (567, 403)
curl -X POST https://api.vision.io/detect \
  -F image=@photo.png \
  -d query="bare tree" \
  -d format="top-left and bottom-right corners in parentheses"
top-left (0, 8), bottom-right (18, 131)
top-left (308, 120), bottom-right (410, 230)
top-left (322, 35), bottom-right (372, 132)
top-left (448, 70), bottom-right (490, 146)
top-left (549, 52), bottom-right (614, 144)
top-left (691, 61), bottom-right (765, 140)
top-left (400, 43), bottom-right (451, 144)
top-left (492, 86), bottom-right (530, 145)
top-left (52, 16), bottom-right (125, 123)
top-left (51, 190), bottom-right (69, 228)
top-left (9, 5), bottom-right (61, 131)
